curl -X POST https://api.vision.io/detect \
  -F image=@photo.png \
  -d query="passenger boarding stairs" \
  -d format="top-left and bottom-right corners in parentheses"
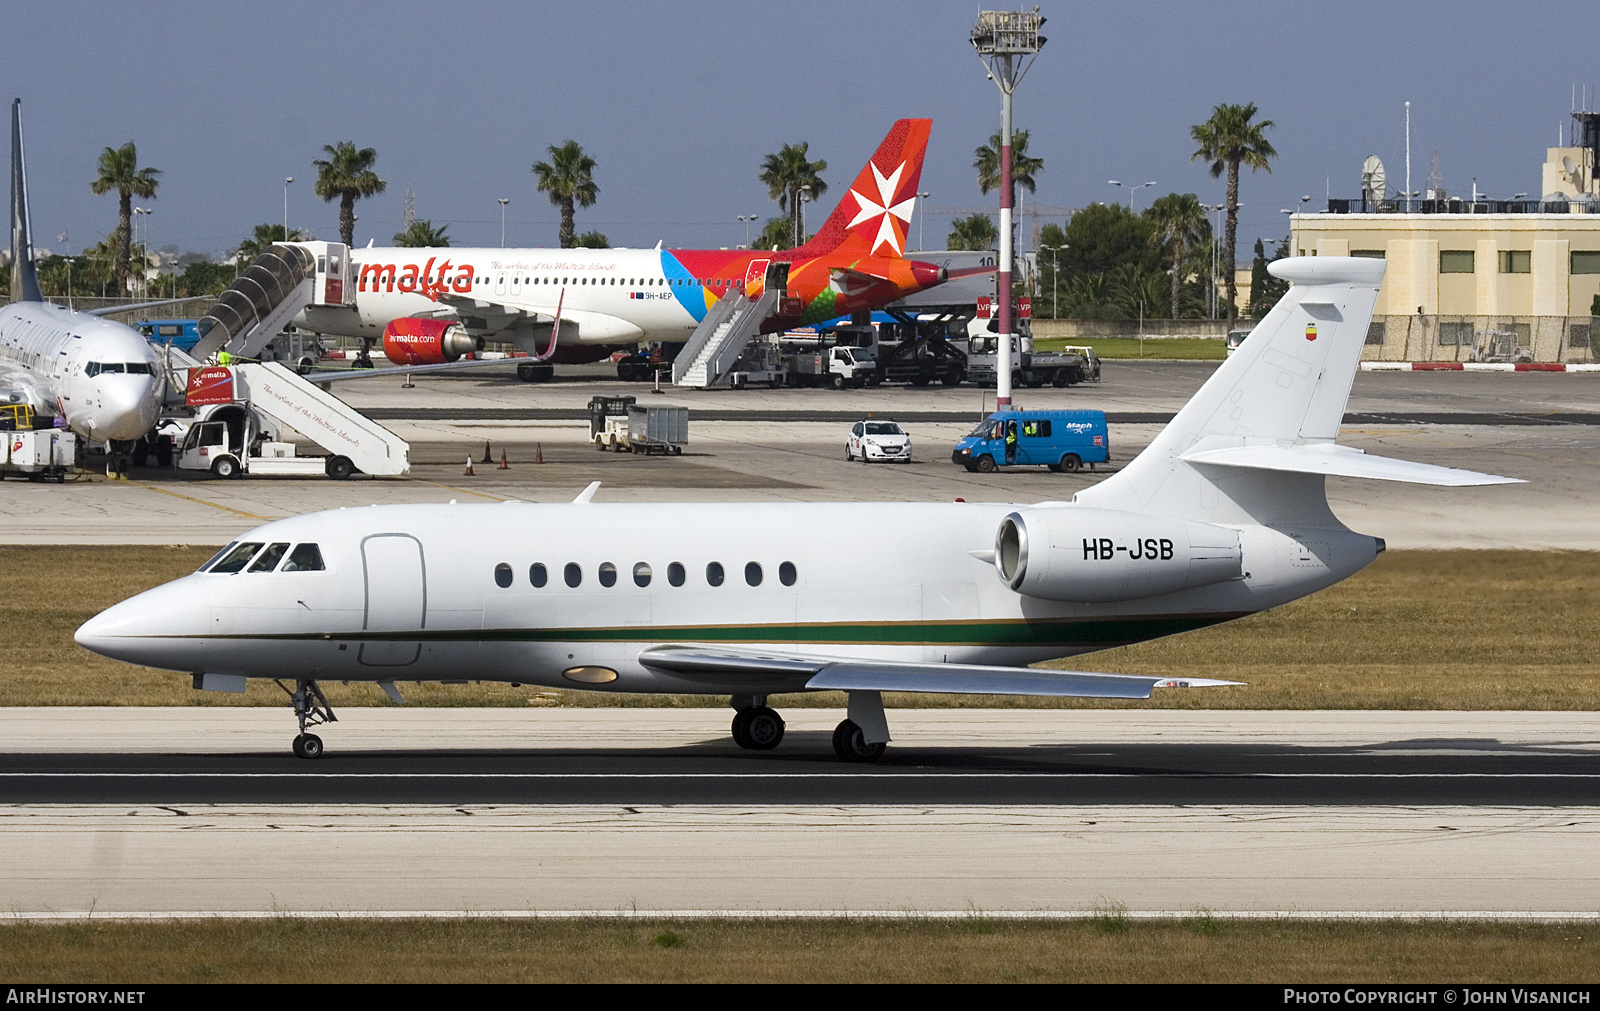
top-left (672, 288), bottom-right (779, 388)
top-left (231, 362), bottom-right (409, 476)
top-left (189, 242), bottom-right (351, 363)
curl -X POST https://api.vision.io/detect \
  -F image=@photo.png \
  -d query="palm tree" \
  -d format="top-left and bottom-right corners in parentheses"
top-left (1190, 103), bottom-right (1276, 326)
top-left (758, 143), bottom-right (827, 251)
top-left (974, 129), bottom-right (1044, 199)
top-left (532, 141), bottom-right (599, 249)
top-left (313, 142), bottom-right (386, 248)
top-left (90, 142), bottom-right (160, 295)
top-left (235, 223), bottom-right (309, 265)
top-left (947, 213), bottom-right (998, 251)
top-left (573, 231), bottom-right (609, 249)
top-left (1145, 193), bottom-right (1208, 320)
top-left (753, 217), bottom-right (794, 251)
top-left (393, 220), bottom-right (449, 247)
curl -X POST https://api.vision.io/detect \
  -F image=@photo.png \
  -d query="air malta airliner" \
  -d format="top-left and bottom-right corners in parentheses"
top-left (296, 120), bottom-right (966, 378)
top-left (79, 256), bottom-right (1523, 761)
top-left (0, 99), bottom-right (162, 463)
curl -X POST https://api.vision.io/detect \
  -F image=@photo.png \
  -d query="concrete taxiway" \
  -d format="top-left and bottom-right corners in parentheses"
top-left (1, 709), bottom-right (1598, 917)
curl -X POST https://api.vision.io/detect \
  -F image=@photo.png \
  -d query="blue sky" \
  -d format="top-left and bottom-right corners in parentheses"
top-left (7, 0), bottom-right (1595, 260)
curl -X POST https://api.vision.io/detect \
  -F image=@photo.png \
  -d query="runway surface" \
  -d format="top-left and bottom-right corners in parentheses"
top-left (2, 710), bottom-right (1597, 917)
top-left (2, 708), bottom-right (1598, 807)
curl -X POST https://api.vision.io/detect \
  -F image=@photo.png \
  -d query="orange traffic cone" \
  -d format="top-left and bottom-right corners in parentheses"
top-left (498, 448), bottom-right (509, 470)
top-left (464, 455), bottom-right (475, 476)
top-left (482, 440), bottom-right (494, 464)
top-left (534, 443), bottom-right (544, 465)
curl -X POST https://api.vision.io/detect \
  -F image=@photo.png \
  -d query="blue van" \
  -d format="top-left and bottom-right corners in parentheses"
top-left (951, 409), bottom-right (1109, 473)
top-left (136, 319), bottom-right (201, 353)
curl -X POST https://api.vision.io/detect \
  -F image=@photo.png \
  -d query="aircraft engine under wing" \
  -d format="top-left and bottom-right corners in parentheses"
top-left (635, 645), bottom-right (1240, 698)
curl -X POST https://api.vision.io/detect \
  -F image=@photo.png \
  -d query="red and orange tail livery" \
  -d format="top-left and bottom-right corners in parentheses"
top-left (798, 118), bottom-right (932, 259)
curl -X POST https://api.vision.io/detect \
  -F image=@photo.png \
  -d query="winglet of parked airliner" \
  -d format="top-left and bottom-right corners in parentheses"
top-left (573, 481), bottom-right (602, 504)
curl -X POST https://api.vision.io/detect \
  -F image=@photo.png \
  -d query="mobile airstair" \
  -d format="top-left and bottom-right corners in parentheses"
top-left (189, 241), bottom-right (352, 363)
top-left (671, 288), bottom-right (780, 388)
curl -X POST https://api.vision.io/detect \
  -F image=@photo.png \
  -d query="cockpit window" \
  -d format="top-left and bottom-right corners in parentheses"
top-left (281, 543), bottom-right (325, 572)
top-left (209, 542), bottom-right (264, 574)
top-left (198, 542), bottom-right (237, 572)
top-left (248, 543), bottom-right (291, 572)
top-left (84, 362), bottom-right (152, 377)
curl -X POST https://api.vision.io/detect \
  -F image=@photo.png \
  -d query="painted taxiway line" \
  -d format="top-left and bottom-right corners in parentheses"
top-left (3, 910), bottom-right (1597, 922)
top-left (3, 772), bottom-right (1599, 780)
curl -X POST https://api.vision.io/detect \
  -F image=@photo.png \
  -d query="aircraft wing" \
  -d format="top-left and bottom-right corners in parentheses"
top-left (430, 293), bottom-right (645, 342)
top-left (86, 296), bottom-right (201, 318)
top-left (300, 356), bottom-right (530, 384)
top-left (636, 645), bottom-right (1240, 698)
top-left (1180, 443), bottom-right (1523, 486)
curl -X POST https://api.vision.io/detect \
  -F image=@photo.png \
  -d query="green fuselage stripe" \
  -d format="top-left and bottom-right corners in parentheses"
top-left (166, 613), bottom-right (1253, 649)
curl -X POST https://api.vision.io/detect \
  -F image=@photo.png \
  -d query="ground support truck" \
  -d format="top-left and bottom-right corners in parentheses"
top-left (871, 319), bottom-right (967, 387)
top-left (589, 395), bottom-right (688, 454)
top-left (966, 330), bottom-right (1098, 388)
top-left (0, 406), bottom-right (75, 482)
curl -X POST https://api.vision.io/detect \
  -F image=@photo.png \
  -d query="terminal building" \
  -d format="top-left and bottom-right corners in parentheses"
top-left (1288, 112), bottom-right (1600, 362)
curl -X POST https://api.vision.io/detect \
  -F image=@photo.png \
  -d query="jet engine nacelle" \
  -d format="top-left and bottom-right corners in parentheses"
top-left (382, 318), bottom-right (484, 366)
top-left (995, 507), bottom-right (1243, 603)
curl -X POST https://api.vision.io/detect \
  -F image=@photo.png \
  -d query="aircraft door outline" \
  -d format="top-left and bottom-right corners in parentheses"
top-left (359, 533), bottom-right (425, 666)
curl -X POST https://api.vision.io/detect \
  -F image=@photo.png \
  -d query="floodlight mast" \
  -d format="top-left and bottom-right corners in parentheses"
top-left (972, 8), bottom-right (1045, 411)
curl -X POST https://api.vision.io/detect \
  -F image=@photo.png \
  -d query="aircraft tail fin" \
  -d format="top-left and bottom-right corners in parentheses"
top-left (10, 99), bottom-right (42, 304)
top-left (788, 118), bottom-right (931, 260)
top-left (1075, 257), bottom-right (1408, 524)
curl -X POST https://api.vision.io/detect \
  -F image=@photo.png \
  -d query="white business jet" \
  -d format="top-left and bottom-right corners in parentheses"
top-left (0, 100), bottom-right (163, 461)
top-left (76, 255), bottom-right (1520, 760)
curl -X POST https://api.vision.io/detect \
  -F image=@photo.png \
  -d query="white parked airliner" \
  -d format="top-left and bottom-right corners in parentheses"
top-left (1, 100), bottom-right (163, 457)
top-left (77, 256), bottom-right (1520, 760)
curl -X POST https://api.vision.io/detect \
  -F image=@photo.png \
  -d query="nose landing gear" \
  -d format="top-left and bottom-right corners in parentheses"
top-left (276, 678), bottom-right (337, 759)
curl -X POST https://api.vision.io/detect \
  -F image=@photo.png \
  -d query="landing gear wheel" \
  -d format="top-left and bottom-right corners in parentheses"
top-left (832, 719), bottom-right (885, 762)
top-left (278, 678), bottom-right (337, 760)
top-left (732, 707), bottom-right (785, 750)
top-left (292, 733), bottom-right (324, 759)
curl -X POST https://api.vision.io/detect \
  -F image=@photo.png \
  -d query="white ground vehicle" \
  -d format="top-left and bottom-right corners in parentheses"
top-left (1225, 328), bottom-right (1253, 355)
top-left (0, 406), bottom-right (75, 482)
top-left (846, 419), bottom-right (912, 463)
top-left (783, 345), bottom-right (875, 389)
top-left (176, 416), bottom-right (356, 479)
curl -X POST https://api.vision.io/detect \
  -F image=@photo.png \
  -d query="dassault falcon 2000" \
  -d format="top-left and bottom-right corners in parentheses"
top-left (77, 256), bottom-right (1521, 760)
top-left (0, 100), bottom-right (163, 460)
top-left (296, 119), bottom-right (978, 378)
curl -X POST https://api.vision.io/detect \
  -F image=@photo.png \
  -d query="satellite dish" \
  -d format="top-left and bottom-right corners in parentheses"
top-left (1361, 156), bottom-right (1387, 207)
top-left (1563, 155), bottom-right (1578, 179)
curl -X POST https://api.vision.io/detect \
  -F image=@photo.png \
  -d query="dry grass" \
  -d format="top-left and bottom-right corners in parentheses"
top-left (5, 546), bottom-right (1598, 710)
top-left (1035, 336), bottom-right (1227, 360)
top-left (0, 918), bottom-right (1595, 983)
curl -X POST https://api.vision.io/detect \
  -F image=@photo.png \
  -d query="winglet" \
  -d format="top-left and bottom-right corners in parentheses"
top-left (573, 481), bottom-right (601, 503)
top-left (10, 99), bottom-right (42, 304)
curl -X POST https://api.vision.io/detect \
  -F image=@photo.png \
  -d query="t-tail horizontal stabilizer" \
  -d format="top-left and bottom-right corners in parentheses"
top-left (1181, 443), bottom-right (1522, 486)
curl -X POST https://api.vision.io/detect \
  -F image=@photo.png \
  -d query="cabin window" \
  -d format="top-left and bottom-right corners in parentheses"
top-left (706, 562), bottom-right (724, 587)
top-left (598, 562), bottom-right (617, 587)
top-left (564, 562), bottom-right (582, 588)
top-left (667, 562), bottom-right (685, 587)
top-left (209, 542), bottom-right (264, 574)
top-left (198, 542), bottom-right (237, 572)
top-left (779, 561), bottom-right (797, 586)
top-left (282, 543), bottom-right (325, 572)
top-left (530, 562), bottom-right (548, 587)
top-left (745, 562), bottom-right (762, 586)
top-left (633, 562), bottom-right (652, 587)
top-left (494, 563), bottom-right (513, 588)
top-left (249, 543), bottom-right (291, 572)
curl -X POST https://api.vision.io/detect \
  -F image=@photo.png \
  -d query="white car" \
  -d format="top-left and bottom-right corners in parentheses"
top-left (846, 419), bottom-right (912, 463)
top-left (1225, 328), bottom-right (1253, 355)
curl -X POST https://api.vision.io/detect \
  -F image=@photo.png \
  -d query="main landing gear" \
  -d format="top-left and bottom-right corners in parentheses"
top-left (276, 678), bottom-right (337, 759)
top-left (728, 691), bottom-right (890, 762)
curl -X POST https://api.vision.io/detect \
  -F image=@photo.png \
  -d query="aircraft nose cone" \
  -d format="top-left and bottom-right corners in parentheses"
top-left (95, 377), bottom-right (161, 442)
top-left (76, 576), bottom-right (210, 671)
